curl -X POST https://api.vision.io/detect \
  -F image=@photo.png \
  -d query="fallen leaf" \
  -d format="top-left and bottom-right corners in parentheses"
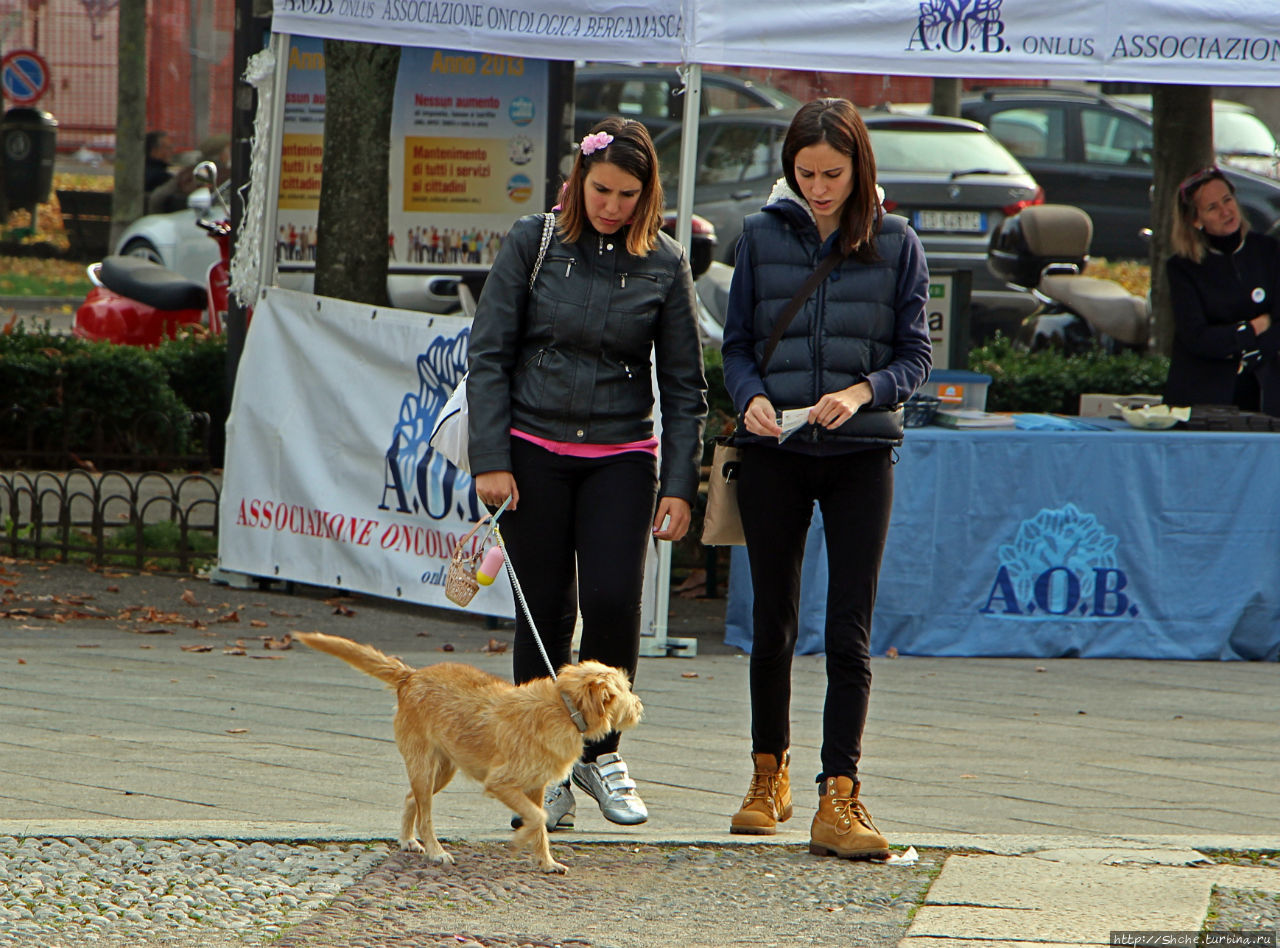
top-left (180, 644), bottom-right (213, 653)
top-left (249, 619), bottom-right (268, 628)
top-left (226, 728), bottom-right (248, 734)
top-left (106, 585), bottom-right (120, 593)
top-left (269, 610), bottom-right (298, 618)
top-left (262, 634), bottom-right (292, 650)
top-left (16, 658), bottom-right (26, 664)
top-left (135, 628), bottom-right (174, 635)
top-left (884, 646), bottom-right (899, 659)
top-left (331, 603), bottom-right (355, 617)
top-left (416, 631), bottom-right (431, 637)
top-left (440, 643), bottom-right (455, 652)
top-left (181, 590), bottom-right (199, 606)
top-left (223, 645), bottom-right (246, 656)
top-left (681, 671), bottom-right (698, 678)
top-left (1035, 665), bottom-right (1046, 672)
top-left (250, 654), bottom-right (284, 660)
top-left (75, 644), bottom-right (100, 649)
top-left (480, 637), bottom-right (508, 654)
top-left (215, 611), bottom-right (240, 623)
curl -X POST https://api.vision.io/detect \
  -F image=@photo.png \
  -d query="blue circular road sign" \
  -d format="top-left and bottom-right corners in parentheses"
top-left (2, 50), bottom-right (51, 106)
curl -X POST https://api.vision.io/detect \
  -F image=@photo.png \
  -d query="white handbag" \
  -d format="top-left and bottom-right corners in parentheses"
top-left (429, 213), bottom-right (555, 473)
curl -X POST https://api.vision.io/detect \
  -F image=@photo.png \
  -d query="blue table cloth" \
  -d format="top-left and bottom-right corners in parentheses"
top-left (725, 425), bottom-right (1280, 661)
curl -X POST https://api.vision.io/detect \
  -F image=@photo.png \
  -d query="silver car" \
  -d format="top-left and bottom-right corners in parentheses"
top-left (114, 186), bottom-right (464, 314)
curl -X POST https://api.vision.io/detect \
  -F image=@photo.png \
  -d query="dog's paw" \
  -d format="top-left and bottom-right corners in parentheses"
top-left (539, 858), bottom-right (569, 874)
top-left (427, 850), bottom-right (456, 867)
top-left (400, 838), bottom-right (426, 854)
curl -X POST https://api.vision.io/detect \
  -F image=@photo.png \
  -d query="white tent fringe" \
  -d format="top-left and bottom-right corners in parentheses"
top-left (230, 46), bottom-right (277, 308)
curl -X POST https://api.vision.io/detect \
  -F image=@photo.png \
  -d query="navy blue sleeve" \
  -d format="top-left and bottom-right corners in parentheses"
top-left (721, 231), bottom-right (769, 414)
top-left (866, 227), bottom-right (932, 406)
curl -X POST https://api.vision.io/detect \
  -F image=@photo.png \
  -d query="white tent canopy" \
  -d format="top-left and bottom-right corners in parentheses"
top-left (275, 0), bottom-right (1280, 85)
top-left (251, 0), bottom-right (1273, 649)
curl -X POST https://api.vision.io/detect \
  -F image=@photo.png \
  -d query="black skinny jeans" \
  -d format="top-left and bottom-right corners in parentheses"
top-left (498, 436), bottom-right (658, 761)
top-left (736, 443), bottom-right (893, 784)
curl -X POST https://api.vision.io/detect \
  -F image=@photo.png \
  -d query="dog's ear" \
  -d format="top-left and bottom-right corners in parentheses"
top-left (581, 673), bottom-right (618, 723)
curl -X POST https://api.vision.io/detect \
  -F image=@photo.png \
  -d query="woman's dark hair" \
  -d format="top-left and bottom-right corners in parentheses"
top-left (558, 117), bottom-right (663, 256)
top-left (781, 98), bottom-right (882, 261)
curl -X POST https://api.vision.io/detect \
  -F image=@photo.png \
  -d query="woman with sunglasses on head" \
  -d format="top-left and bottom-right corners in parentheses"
top-left (467, 117), bottom-right (707, 831)
top-left (1166, 165), bottom-right (1280, 415)
top-left (720, 98), bottom-right (931, 858)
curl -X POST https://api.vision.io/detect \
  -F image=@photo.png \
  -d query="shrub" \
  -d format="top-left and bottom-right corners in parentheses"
top-left (968, 335), bottom-right (1170, 414)
top-left (0, 326), bottom-right (197, 466)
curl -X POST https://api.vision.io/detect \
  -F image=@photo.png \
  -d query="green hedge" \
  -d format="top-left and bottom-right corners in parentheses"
top-left (968, 335), bottom-right (1170, 414)
top-left (0, 327), bottom-right (229, 468)
top-left (701, 336), bottom-right (1170, 434)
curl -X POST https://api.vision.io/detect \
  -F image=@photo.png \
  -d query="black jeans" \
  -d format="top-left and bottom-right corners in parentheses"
top-left (736, 444), bottom-right (893, 783)
top-left (499, 436), bottom-right (658, 761)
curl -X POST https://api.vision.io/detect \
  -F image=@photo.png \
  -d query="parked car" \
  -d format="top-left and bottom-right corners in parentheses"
top-left (652, 110), bottom-right (1044, 338)
top-left (1107, 94), bottom-right (1280, 180)
top-left (116, 189), bottom-right (463, 314)
top-left (115, 183), bottom-right (229, 286)
top-left (959, 88), bottom-right (1280, 259)
top-left (573, 63), bottom-right (799, 141)
top-left (114, 191), bottom-right (718, 318)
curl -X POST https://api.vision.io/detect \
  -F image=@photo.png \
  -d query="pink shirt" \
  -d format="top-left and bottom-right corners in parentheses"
top-left (511, 428), bottom-right (659, 459)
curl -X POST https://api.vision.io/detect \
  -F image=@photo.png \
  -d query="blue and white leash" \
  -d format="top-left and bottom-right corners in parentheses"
top-left (486, 495), bottom-right (588, 732)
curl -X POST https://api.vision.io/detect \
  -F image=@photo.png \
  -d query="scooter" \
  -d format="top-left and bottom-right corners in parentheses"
top-left (986, 203), bottom-right (1150, 355)
top-left (74, 161), bottom-right (231, 347)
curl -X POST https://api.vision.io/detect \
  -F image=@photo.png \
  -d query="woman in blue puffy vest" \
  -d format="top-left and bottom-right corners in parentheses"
top-left (721, 98), bottom-right (931, 858)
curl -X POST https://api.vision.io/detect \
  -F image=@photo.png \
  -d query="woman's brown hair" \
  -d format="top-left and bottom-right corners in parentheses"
top-left (557, 117), bottom-right (663, 256)
top-left (782, 98), bottom-right (883, 262)
top-left (1170, 165), bottom-right (1247, 264)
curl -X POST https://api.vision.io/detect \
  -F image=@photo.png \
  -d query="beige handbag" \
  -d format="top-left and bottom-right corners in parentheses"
top-left (701, 438), bottom-right (745, 546)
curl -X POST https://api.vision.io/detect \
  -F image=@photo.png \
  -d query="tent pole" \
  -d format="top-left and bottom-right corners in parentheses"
top-left (645, 62), bottom-right (702, 657)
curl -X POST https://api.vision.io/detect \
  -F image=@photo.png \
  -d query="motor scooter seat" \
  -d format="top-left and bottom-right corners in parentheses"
top-left (99, 255), bottom-right (208, 312)
top-left (1039, 274), bottom-right (1147, 346)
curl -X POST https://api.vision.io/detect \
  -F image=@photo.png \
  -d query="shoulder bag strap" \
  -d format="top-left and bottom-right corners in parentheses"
top-left (760, 247), bottom-right (848, 372)
top-left (528, 212), bottom-right (555, 290)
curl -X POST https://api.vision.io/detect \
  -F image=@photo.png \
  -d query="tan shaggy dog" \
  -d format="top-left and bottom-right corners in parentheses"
top-left (295, 632), bottom-right (643, 873)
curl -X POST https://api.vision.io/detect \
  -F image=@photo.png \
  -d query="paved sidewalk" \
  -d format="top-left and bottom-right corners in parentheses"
top-left (2, 559), bottom-right (1278, 945)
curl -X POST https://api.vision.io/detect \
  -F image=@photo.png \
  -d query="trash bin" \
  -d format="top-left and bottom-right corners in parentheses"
top-left (1, 106), bottom-right (59, 210)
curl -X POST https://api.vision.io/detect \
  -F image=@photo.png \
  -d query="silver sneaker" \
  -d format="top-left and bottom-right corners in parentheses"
top-left (572, 752), bottom-right (649, 825)
top-left (510, 780), bottom-right (575, 831)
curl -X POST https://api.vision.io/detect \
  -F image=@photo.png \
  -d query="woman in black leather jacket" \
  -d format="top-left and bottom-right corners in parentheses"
top-left (468, 117), bottom-right (707, 830)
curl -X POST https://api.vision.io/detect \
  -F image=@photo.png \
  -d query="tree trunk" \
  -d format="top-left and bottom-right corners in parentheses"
top-left (1149, 86), bottom-right (1213, 358)
top-left (314, 40), bottom-right (400, 306)
top-left (931, 78), bottom-right (961, 117)
top-left (110, 0), bottom-right (147, 250)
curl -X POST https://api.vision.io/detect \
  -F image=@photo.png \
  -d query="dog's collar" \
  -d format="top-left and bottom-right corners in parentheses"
top-left (560, 692), bottom-right (589, 734)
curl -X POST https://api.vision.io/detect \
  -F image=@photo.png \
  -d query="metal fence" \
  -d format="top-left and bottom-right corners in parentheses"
top-left (1, 0), bottom-right (234, 154)
top-left (0, 469), bottom-right (220, 571)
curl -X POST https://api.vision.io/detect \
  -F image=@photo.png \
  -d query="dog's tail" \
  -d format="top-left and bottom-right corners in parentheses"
top-left (294, 632), bottom-right (414, 687)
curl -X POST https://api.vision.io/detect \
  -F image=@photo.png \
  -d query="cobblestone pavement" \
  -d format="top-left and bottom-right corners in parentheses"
top-left (0, 837), bottom-right (944, 948)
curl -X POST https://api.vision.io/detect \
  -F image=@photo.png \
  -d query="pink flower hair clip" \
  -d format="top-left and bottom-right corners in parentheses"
top-left (579, 131), bottom-right (614, 156)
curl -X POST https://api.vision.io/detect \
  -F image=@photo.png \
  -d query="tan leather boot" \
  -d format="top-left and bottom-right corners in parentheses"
top-left (808, 776), bottom-right (889, 859)
top-left (729, 751), bottom-right (793, 835)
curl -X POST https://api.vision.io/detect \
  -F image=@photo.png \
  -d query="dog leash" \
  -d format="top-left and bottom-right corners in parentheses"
top-left (489, 498), bottom-right (589, 734)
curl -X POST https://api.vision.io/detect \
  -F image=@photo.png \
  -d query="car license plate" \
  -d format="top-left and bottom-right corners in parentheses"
top-left (914, 210), bottom-right (986, 232)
